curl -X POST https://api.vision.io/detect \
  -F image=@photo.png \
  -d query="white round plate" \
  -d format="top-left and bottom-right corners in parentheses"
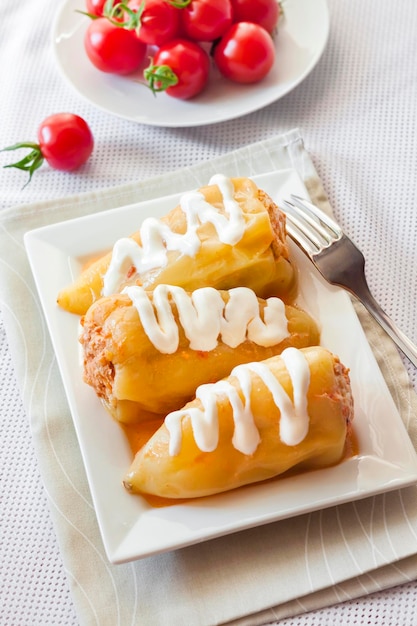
top-left (52, 0), bottom-right (329, 127)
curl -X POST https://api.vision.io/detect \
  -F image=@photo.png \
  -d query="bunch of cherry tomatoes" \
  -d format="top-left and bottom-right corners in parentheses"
top-left (83, 0), bottom-right (282, 99)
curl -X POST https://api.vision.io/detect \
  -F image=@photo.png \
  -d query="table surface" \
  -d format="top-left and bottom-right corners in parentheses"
top-left (1, 1), bottom-right (417, 625)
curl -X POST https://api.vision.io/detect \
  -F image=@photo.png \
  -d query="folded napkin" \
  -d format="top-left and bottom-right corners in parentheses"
top-left (1, 128), bottom-right (417, 626)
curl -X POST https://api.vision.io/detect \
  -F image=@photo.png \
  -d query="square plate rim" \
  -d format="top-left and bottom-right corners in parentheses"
top-left (24, 168), bottom-right (417, 563)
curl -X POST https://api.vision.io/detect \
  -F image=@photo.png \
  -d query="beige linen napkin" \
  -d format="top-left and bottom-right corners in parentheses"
top-left (1, 128), bottom-right (417, 626)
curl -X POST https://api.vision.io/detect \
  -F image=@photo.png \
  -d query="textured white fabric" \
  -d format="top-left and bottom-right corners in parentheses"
top-left (1, 1), bottom-right (417, 626)
top-left (0, 309), bottom-right (79, 626)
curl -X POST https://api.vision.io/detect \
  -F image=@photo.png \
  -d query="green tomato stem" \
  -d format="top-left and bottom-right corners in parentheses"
top-left (104, 0), bottom-right (144, 33)
top-left (144, 62), bottom-right (179, 95)
top-left (164, 0), bottom-right (192, 7)
top-left (74, 9), bottom-right (99, 19)
top-left (1, 142), bottom-right (44, 186)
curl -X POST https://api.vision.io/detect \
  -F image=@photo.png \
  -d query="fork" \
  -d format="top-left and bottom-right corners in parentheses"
top-left (282, 195), bottom-right (417, 368)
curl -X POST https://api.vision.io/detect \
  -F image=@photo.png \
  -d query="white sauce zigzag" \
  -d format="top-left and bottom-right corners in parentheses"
top-left (165, 347), bottom-right (311, 456)
top-left (103, 175), bottom-right (246, 296)
top-left (123, 284), bottom-right (289, 354)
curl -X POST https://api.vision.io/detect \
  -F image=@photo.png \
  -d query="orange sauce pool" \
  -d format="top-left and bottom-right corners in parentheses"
top-left (79, 249), bottom-right (110, 271)
top-left (121, 418), bottom-right (163, 455)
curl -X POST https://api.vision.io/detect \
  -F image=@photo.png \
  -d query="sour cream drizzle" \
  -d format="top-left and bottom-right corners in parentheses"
top-left (102, 175), bottom-right (246, 296)
top-left (165, 347), bottom-right (311, 456)
top-left (123, 284), bottom-right (289, 354)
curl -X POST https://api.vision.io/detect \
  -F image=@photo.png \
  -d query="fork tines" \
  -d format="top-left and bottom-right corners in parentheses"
top-left (282, 195), bottom-right (342, 256)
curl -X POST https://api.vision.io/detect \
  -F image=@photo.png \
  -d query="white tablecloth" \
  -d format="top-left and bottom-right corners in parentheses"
top-left (1, 1), bottom-right (417, 625)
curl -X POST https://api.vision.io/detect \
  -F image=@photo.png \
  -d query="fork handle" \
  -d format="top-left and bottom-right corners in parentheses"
top-left (353, 278), bottom-right (417, 368)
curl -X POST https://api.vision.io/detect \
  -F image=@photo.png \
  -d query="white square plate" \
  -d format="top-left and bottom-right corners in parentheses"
top-left (24, 169), bottom-right (417, 563)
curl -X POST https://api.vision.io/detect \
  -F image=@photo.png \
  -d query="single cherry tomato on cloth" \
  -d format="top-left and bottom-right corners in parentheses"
top-left (213, 22), bottom-right (275, 83)
top-left (144, 38), bottom-right (210, 99)
top-left (125, 0), bottom-right (182, 46)
top-left (84, 17), bottom-right (147, 74)
top-left (230, 0), bottom-right (281, 34)
top-left (181, 0), bottom-right (233, 42)
top-left (37, 114), bottom-right (94, 170)
top-left (1, 114), bottom-right (94, 185)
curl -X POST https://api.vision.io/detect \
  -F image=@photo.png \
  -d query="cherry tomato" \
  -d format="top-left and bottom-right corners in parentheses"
top-left (231, 0), bottom-right (280, 33)
top-left (38, 114), bottom-right (94, 171)
top-left (85, 0), bottom-right (112, 17)
top-left (181, 0), bottom-right (233, 42)
top-left (127, 0), bottom-right (181, 46)
top-left (213, 22), bottom-right (275, 84)
top-left (145, 39), bottom-right (210, 99)
top-left (1, 114), bottom-right (94, 184)
top-left (84, 17), bottom-right (147, 75)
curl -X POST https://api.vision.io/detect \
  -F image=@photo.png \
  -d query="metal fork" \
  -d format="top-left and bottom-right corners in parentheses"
top-left (282, 195), bottom-right (417, 368)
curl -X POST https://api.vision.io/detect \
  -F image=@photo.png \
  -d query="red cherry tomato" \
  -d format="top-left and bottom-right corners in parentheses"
top-left (145, 39), bottom-right (210, 99)
top-left (84, 17), bottom-right (147, 75)
top-left (213, 22), bottom-right (276, 84)
top-left (230, 0), bottom-right (280, 33)
top-left (181, 0), bottom-right (233, 42)
top-left (85, 0), bottom-right (113, 17)
top-left (127, 0), bottom-right (181, 46)
top-left (37, 114), bottom-right (94, 171)
top-left (1, 113), bottom-right (94, 185)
